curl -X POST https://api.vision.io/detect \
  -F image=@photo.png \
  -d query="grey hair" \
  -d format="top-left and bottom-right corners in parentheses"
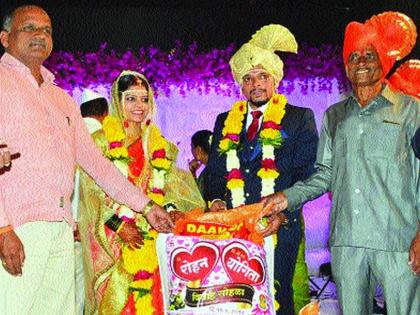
top-left (2, 13), bottom-right (12, 32)
top-left (2, 5), bottom-right (45, 32)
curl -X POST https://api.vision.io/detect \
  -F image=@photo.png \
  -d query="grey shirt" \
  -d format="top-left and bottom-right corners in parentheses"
top-left (285, 85), bottom-right (420, 251)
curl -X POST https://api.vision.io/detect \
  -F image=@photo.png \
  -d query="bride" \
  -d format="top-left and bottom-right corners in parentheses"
top-left (78, 70), bottom-right (205, 314)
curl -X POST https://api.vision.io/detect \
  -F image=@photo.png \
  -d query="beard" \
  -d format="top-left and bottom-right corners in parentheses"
top-left (249, 99), bottom-right (269, 108)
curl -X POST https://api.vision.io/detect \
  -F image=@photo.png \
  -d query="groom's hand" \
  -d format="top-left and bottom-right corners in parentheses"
top-left (260, 213), bottom-right (288, 237)
top-left (209, 199), bottom-right (227, 212)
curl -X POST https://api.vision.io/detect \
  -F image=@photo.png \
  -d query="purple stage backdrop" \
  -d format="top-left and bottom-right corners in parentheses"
top-left (50, 43), bottom-right (350, 274)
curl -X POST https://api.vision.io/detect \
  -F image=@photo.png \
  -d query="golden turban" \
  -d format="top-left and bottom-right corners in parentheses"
top-left (229, 24), bottom-right (298, 87)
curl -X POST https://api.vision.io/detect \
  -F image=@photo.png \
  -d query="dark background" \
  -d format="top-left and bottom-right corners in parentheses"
top-left (1, 0), bottom-right (419, 58)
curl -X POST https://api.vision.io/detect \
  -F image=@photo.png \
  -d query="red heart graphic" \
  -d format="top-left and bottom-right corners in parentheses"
top-left (222, 241), bottom-right (265, 285)
top-left (171, 242), bottom-right (219, 282)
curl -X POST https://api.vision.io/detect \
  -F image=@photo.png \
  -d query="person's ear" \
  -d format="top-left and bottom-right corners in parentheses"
top-left (0, 31), bottom-right (10, 49)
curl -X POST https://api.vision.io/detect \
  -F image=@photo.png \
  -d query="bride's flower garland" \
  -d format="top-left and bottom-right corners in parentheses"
top-left (218, 94), bottom-right (287, 208)
top-left (102, 116), bottom-right (129, 160)
top-left (102, 115), bottom-right (172, 314)
top-left (103, 116), bottom-right (173, 206)
top-left (148, 129), bottom-right (173, 206)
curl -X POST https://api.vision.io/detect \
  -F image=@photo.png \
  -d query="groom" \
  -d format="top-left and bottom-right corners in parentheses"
top-left (204, 25), bottom-right (319, 314)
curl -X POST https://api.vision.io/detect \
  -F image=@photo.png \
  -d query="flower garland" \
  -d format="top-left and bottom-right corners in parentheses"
top-left (103, 115), bottom-right (173, 206)
top-left (219, 100), bottom-right (247, 206)
top-left (147, 125), bottom-right (173, 206)
top-left (102, 115), bottom-right (172, 314)
top-left (218, 94), bottom-right (287, 207)
top-left (103, 116), bottom-right (129, 160)
top-left (121, 230), bottom-right (162, 315)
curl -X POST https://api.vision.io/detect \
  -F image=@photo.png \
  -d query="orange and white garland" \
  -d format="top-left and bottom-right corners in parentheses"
top-left (218, 94), bottom-right (287, 207)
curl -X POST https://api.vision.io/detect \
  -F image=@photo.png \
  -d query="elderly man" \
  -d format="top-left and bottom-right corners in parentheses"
top-left (264, 12), bottom-right (420, 315)
top-left (205, 25), bottom-right (318, 314)
top-left (71, 89), bottom-right (112, 315)
top-left (0, 5), bottom-right (172, 314)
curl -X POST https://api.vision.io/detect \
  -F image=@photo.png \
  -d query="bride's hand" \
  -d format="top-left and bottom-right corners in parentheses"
top-left (118, 222), bottom-right (143, 249)
top-left (169, 210), bottom-right (185, 223)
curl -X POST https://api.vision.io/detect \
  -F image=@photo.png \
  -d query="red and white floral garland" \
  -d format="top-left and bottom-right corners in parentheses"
top-left (218, 94), bottom-right (287, 207)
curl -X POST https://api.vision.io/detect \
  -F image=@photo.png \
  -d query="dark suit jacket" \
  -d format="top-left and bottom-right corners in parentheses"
top-left (204, 103), bottom-right (319, 225)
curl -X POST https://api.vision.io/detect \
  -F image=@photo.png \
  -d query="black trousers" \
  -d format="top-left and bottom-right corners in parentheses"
top-left (274, 219), bottom-right (302, 315)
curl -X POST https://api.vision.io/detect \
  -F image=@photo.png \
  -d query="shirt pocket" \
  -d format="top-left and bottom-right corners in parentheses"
top-left (364, 123), bottom-right (403, 160)
top-left (51, 111), bottom-right (75, 151)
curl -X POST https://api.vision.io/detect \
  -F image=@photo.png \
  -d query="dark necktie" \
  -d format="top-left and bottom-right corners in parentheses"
top-left (246, 110), bottom-right (262, 141)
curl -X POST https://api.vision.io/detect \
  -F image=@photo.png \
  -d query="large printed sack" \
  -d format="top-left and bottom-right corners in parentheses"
top-left (157, 203), bottom-right (276, 315)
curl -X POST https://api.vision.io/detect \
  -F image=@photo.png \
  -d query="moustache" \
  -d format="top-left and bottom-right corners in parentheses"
top-left (250, 88), bottom-right (266, 94)
top-left (29, 40), bottom-right (47, 48)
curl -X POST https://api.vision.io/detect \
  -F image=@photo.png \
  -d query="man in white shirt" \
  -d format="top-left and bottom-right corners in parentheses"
top-left (71, 89), bottom-right (109, 314)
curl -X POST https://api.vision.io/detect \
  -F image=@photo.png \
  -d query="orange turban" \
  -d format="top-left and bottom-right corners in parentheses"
top-left (388, 60), bottom-right (420, 99)
top-left (343, 12), bottom-right (417, 79)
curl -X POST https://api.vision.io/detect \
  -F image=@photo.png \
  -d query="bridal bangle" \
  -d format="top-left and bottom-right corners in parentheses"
top-left (116, 221), bottom-right (126, 234)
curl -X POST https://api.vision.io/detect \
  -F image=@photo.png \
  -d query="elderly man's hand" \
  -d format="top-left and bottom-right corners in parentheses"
top-left (409, 231), bottom-right (420, 274)
top-left (0, 230), bottom-right (25, 276)
top-left (261, 191), bottom-right (288, 215)
top-left (144, 204), bottom-right (174, 233)
top-left (260, 213), bottom-right (288, 237)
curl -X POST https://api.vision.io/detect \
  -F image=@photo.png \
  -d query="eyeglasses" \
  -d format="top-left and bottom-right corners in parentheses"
top-left (17, 24), bottom-right (52, 35)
